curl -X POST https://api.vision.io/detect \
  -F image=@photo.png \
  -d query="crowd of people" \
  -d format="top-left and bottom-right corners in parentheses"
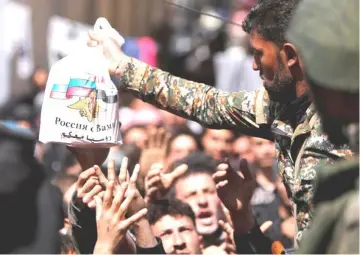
top-left (0, 0), bottom-right (358, 254)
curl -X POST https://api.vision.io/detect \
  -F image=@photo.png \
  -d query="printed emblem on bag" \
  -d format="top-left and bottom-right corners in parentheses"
top-left (50, 75), bottom-right (118, 122)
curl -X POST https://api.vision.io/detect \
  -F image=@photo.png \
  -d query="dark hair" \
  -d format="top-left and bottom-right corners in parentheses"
top-left (166, 152), bottom-right (217, 199)
top-left (166, 128), bottom-right (202, 155)
top-left (122, 143), bottom-right (141, 173)
top-left (53, 172), bottom-right (77, 195)
top-left (147, 199), bottom-right (196, 225)
top-left (101, 143), bottom-right (141, 176)
top-left (62, 152), bottom-right (78, 171)
top-left (200, 128), bottom-right (237, 140)
top-left (242, 0), bottom-right (301, 44)
top-left (169, 151), bottom-right (217, 186)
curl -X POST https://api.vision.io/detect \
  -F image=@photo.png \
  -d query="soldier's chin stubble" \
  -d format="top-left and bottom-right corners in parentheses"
top-left (266, 70), bottom-right (296, 103)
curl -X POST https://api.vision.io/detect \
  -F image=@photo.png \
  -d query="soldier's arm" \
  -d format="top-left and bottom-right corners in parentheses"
top-left (116, 56), bottom-right (271, 133)
top-left (294, 126), bottom-right (354, 243)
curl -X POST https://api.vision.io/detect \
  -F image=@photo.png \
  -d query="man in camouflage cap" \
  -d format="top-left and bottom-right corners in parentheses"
top-left (287, 0), bottom-right (359, 253)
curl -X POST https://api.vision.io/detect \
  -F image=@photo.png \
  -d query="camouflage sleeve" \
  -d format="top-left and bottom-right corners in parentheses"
top-left (117, 56), bottom-right (270, 131)
top-left (293, 117), bottom-right (354, 244)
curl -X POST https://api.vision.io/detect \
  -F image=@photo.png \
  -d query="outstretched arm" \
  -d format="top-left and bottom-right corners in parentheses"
top-left (88, 30), bottom-right (272, 135)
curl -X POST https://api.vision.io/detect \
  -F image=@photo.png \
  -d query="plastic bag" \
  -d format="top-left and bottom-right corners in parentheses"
top-left (39, 18), bottom-right (124, 148)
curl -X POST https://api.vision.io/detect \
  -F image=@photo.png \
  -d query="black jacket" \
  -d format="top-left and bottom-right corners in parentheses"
top-left (0, 121), bottom-right (63, 253)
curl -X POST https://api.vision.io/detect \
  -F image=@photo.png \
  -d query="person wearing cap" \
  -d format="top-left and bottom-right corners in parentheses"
top-left (87, 0), bottom-right (355, 250)
top-left (286, 0), bottom-right (359, 253)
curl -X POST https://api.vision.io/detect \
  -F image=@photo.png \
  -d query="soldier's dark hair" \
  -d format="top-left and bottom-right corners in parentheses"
top-left (242, 0), bottom-right (302, 44)
top-left (147, 199), bottom-right (196, 225)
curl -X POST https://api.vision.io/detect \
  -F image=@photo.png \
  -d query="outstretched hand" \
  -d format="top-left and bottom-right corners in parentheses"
top-left (213, 159), bottom-right (257, 234)
top-left (139, 128), bottom-right (171, 187)
top-left (94, 157), bottom-right (147, 216)
top-left (75, 167), bottom-right (103, 208)
top-left (93, 181), bottom-right (147, 254)
top-left (145, 163), bottom-right (188, 203)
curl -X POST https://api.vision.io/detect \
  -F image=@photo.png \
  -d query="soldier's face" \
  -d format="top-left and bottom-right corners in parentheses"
top-left (250, 31), bottom-right (296, 102)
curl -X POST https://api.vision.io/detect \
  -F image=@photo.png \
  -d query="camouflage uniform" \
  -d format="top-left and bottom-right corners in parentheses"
top-left (286, 0), bottom-right (359, 253)
top-left (116, 44), bottom-right (352, 246)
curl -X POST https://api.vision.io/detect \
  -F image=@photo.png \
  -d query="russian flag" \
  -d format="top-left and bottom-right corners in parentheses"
top-left (50, 78), bottom-right (97, 100)
top-left (65, 78), bottom-right (96, 98)
top-left (50, 84), bottom-right (68, 99)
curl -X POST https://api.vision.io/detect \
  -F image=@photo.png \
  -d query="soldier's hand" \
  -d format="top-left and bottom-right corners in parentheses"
top-left (88, 30), bottom-right (124, 75)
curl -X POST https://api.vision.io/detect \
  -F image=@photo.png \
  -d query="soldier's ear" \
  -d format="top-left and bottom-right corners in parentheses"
top-left (283, 43), bottom-right (299, 69)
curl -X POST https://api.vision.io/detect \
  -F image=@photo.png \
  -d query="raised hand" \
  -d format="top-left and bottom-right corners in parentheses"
top-left (119, 158), bottom-right (147, 216)
top-left (217, 219), bottom-right (273, 254)
top-left (94, 157), bottom-right (147, 216)
top-left (260, 221), bottom-right (273, 233)
top-left (93, 181), bottom-right (147, 254)
top-left (213, 159), bottom-right (257, 234)
top-left (95, 157), bottom-right (159, 249)
top-left (75, 167), bottom-right (103, 208)
top-left (144, 163), bottom-right (188, 203)
top-left (75, 159), bottom-right (119, 208)
top-left (218, 220), bottom-right (236, 254)
top-left (139, 128), bottom-right (171, 187)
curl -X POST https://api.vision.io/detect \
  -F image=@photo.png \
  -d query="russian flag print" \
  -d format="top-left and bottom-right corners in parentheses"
top-left (50, 78), bottom-right (97, 100)
top-left (66, 78), bottom-right (96, 98)
top-left (50, 83), bottom-right (68, 99)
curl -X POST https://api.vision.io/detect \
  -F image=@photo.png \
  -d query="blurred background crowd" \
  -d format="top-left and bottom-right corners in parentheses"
top-left (0, 0), bottom-right (297, 253)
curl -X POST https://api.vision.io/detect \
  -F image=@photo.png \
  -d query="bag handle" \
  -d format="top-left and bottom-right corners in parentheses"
top-left (93, 17), bottom-right (125, 48)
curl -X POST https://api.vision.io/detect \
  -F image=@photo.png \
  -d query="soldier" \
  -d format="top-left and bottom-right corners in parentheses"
top-left (286, 0), bottom-right (359, 253)
top-left (87, 0), bottom-right (353, 250)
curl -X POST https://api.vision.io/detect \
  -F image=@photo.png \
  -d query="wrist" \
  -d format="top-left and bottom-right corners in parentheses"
top-left (133, 218), bottom-right (158, 248)
top-left (230, 207), bottom-right (255, 235)
top-left (114, 52), bottom-right (127, 76)
top-left (133, 217), bottom-right (149, 229)
top-left (93, 243), bottom-right (112, 254)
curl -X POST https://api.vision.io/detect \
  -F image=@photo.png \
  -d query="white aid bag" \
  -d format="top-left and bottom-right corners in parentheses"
top-left (39, 18), bottom-right (125, 148)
